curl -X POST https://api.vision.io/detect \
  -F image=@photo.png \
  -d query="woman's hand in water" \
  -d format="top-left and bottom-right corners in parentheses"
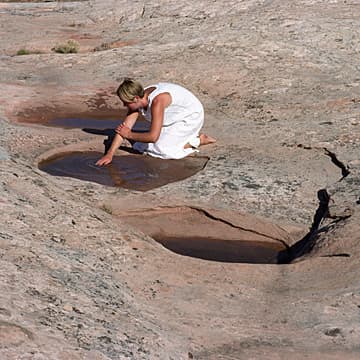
top-left (95, 153), bottom-right (113, 166)
top-left (116, 123), bottom-right (132, 139)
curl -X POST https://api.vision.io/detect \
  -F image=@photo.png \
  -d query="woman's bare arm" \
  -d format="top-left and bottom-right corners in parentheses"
top-left (96, 110), bottom-right (139, 166)
top-left (116, 93), bottom-right (170, 143)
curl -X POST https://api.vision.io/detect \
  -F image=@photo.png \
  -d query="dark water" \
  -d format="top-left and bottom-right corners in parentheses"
top-left (52, 117), bottom-right (122, 129)
top-left (153, 235), bottom-right (286, 264)
top-left (39, 151), bottom-right (208, 191)
top-left (15, 103), bottom-right (150, 132)
top-left (51, 117), bottom-right (150, 132)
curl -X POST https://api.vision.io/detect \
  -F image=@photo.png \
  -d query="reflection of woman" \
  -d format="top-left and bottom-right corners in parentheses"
top-left (106, 162), bottom-right (124, 187)
top-left (96, 78), bottom-right (215, 166)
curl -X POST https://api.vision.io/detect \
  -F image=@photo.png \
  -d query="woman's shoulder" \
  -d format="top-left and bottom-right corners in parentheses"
top-left (157, 82), bottom-right (191, 94)
top-left (146, 82), bottom-right (185, 90)
top-left (148, 83), bottom-right (192, 104)
top-left (151, 91), bottom-right (172, 108)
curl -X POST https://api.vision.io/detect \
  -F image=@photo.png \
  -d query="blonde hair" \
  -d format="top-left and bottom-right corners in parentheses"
top-left (116, 78), bottom-right (144, 103)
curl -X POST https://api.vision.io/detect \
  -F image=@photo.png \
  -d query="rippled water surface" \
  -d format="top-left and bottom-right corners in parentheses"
top-left (39, 151), bottom-right (209, 191)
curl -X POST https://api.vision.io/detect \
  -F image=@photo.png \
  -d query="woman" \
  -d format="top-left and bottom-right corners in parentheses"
top-left (96, 78), bottom-right (215, 166)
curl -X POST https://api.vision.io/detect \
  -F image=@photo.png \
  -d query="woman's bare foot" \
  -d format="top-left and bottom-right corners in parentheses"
top-left (199, 133), bottom-right (216, 146)
top-left (184, 134), bottom-right (216, 149)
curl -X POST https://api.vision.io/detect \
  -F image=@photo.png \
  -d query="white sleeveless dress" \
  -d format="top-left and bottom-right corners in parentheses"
top-left (133, 83), bottom-right (204, 159)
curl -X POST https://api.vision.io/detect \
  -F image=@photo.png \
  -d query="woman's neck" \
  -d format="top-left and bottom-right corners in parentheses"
top-left (143, 86), bottom-right (156, 110)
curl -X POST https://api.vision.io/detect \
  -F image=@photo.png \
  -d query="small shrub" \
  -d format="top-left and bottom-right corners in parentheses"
top-left (101, 204), bottom-right (113, 215)
top-left (52, 39), bottom-right (79, 54)
top-left (16, 49), bottom-right (42, 56)
top-left (16, 49), bottom-right (31, 56)
top-left (93, 42), bottom-right (111, 52)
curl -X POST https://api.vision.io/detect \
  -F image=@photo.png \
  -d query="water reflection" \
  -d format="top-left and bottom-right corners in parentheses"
top-left (39, 151), bottom-right (208, 191)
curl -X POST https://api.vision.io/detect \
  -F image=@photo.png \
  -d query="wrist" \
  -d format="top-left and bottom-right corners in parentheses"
top-left (126, 131), bottom-right (133, 140)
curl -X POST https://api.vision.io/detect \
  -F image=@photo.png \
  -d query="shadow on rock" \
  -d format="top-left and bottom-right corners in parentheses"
top-left (278, 189), bottom-right (352, 264)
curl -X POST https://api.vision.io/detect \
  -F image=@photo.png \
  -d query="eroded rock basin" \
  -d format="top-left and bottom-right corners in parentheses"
top-left (39, 151), bottom-right (209, 191)
top-left (153, 235), bottom-right (284, 264)
top-left (116, 206), bottom-right (292, 264)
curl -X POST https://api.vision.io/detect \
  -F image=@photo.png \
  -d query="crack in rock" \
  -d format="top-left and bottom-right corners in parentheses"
top-left (324, 148), bottom-right (351, 179)
top-left (278, 189), bottom-right (352, 264)
top-left (188, 206), bottom-right (290, 248)
top-left (320, 253), bottom-right (351, 258)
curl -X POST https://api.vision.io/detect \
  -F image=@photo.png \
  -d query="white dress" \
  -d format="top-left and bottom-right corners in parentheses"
top-left (133, 83), bottom-right (204, 159)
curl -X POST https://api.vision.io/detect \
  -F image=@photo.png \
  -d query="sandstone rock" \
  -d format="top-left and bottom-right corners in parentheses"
top-left (0, 1), bottom-right (360, 359)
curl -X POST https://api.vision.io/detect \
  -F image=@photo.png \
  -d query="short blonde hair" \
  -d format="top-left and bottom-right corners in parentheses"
top-left (116, 78), bottom-right (144, 103)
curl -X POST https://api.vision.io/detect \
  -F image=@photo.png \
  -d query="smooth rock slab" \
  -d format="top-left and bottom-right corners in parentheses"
top-left (0, 320), bottom-right (33, 347)
top-left (0, 147), bottom-right (9, 161)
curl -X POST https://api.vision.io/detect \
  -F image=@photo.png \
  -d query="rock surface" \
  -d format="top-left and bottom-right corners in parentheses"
top-left (0, 0), bottom-right (359, 359)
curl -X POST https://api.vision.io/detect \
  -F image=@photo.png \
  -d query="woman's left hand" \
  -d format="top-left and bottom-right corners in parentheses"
top-left (116, 123), bottom-right (132, 139)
